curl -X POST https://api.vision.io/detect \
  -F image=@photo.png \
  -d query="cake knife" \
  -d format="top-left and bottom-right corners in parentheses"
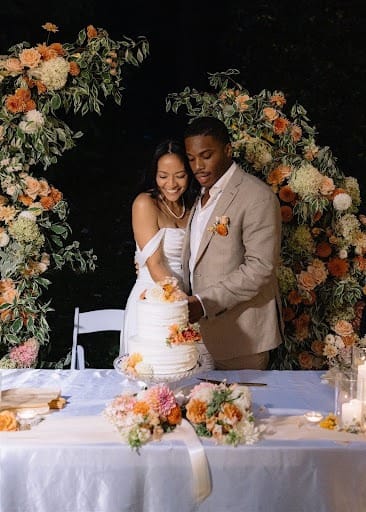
top-left (196, 377), bottom-right (267, 386)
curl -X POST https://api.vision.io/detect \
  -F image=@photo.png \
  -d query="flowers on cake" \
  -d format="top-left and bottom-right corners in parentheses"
top-left (166, 323), bottom-right (202, 345)
top-left (117, 352), bottom-right (153, 378)
top-left (104, 383), bottom-right (182, 451)
top-left (208, 216), bottom-right (230, 237)
top-left (184, 381), bottom-right (263, 446)
top-left (141, 277), bottom-right (187, 302)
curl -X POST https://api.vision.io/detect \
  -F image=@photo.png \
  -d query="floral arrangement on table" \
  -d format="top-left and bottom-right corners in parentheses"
top-left (0, 410), bottom-right (19, 431)
top-left (0, 23), bottom-right (149, 368)
top-left (184, 381), bottom-right (263, 446)
top-left (166, 69), bottom-right (366, 371)
top-left (103, 383), bottom-right (182, 451)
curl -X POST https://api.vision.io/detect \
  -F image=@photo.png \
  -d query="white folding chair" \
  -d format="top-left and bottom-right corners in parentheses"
top-left (70, 307), bottom-right (125, 369)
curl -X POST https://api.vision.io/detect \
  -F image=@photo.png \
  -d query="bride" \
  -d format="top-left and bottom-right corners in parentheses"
top-left (122, 139), bottom-right (214, 370)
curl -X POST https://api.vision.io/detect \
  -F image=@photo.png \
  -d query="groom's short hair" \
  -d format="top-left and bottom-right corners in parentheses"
top-left (184, 116), bottom-right (230, 145)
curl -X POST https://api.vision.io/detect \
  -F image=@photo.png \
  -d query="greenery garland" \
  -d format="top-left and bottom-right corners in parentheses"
top-left (166, 69), bottom-right (366, 371)
top-left (0, 23), bottom-right (149, 368)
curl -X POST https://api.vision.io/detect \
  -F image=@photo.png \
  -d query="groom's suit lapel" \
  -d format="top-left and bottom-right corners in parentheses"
top-left (193, 165), bottom-right (243, 268)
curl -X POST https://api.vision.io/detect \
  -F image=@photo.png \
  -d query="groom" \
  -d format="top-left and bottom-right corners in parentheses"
top-left (182, 116), bottom-right (284, 370)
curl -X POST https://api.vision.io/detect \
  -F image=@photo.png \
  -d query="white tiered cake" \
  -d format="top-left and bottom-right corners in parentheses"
top-left (122, 278), bottom-right (201, 377)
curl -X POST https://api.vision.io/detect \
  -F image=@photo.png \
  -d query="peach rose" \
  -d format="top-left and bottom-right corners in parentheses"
top-left (5, 57), bottom-right (23, 73)
top-left (297, 271), bottom-right (317, 291)
top-left (319, 176), bottom-right (335, 196)
top-left (334, 320), bottom-right (354, 337)
top-left (298, 351), bottom-right (314, 369)
top-left (0, 410), bottom-right (18, 431)
top-left (19, 48), bottom-right (42, 68)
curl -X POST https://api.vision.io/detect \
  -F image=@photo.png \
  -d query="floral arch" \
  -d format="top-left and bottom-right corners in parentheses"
top-left (0, 23), bottom-right (149, 368)
top-left (166, 69), bottom-right (366, 371)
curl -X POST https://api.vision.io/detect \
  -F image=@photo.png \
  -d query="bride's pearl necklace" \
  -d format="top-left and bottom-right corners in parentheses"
top-left (160, 195), bottom-right (186, 219)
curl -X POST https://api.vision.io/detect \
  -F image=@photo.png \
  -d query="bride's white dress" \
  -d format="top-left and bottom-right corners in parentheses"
top-left (121, 227), bottom-right (214, 370)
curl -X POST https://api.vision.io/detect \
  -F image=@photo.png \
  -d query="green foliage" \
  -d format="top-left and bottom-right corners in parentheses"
top-left (0, 23), bottom-right (149, 367)
top-left (167, 69), bottom-right (366, 370)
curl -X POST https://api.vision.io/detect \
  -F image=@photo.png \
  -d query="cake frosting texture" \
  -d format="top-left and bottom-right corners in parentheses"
top-left (127, 278), bottom-right (200, 375)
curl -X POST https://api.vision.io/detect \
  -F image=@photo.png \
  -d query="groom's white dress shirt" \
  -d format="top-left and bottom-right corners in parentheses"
top-left (189, 163), bottom-right (236, 276)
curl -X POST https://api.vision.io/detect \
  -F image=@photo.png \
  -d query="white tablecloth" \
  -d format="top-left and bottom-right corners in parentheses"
top-left (1, 369), bottom-right (366, 512)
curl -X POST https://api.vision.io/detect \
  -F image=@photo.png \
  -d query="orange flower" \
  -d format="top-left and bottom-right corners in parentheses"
top-left (42, 22), bottom-right (59, 33)
top-left (292, 313), bottom-right (311, 339)
top-left (327, 257), bottom-right (349, 278)
top-left (87, 25), bottom-right (98, 39)
top-left (342, 334), bottom-right (357, 347)
top-left (219, 403), bottom-right (243, 424)
top-left (280, 205), bottom-right (293, 223)
top-left (298, 351), bottom-right (314, 369)
top-left (315, 241), bottom-right (332, 258)
top-left (270, 93), bottom-right (286, 107)
top-left (267, 164), bottom-right (292, 186)
top-left (291, 124), bottom-right (302, 142)
top-left (18, 194), bottom-right (33, 206)
top-left (166, 404), bottom-right (182, 425)
top-left (133, 401), bottom-right (150, 416)
top-left (186, 399), bottom-right (207, 424)
top-left (311, 340), bottom-right (325, 356)
top-left (5, 87), bottom-right (36, 114)
top-left (69, 61), bottom-right (80, 76)
top-left (263, 107), bottom-right (278, 121)
top-left (287, 289), bottom-right (303, 305)
top-left (273, 117), bottom-right (290, 135)
top-left (0, 410), bottom-right (18, 431)
top-left (216, 223), bottom-right (228, 236)
top-left (278, 185), bottom-right (296, 203)
top-left (354, 256), bottom-right (366, 271)
top-left (282, 306), bottom-right (296, 322)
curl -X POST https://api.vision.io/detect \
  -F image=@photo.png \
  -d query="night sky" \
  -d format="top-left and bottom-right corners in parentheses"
top-left (1, 0), bottom-right (365, 363)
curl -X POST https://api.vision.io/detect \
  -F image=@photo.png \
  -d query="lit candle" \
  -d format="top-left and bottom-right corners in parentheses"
top-left (341, 399), bottom-right (362, 425)
top-left (357, 363), bottom-right (366, 400)
top-left (304, 411), bottom-right (323, 423)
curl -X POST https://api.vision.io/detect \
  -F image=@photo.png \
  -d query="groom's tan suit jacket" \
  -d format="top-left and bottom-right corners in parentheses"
top-left (182, 163), bottom-right (284, 360)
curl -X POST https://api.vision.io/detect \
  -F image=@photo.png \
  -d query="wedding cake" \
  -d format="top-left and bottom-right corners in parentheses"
top-left (122, 278), bottom-right (201, 376)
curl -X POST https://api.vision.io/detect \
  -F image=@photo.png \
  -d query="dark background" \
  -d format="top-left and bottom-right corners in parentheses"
top-left (0, 0), bottom-right (365, 366)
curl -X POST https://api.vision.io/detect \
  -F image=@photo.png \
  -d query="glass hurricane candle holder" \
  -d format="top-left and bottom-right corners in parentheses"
top-left (352, 346), bottom-right (366, 401)
top-left (335, 371), bottom-right (364, 432)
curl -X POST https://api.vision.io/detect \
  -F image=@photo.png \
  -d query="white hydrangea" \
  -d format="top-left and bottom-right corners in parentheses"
top-left (31, 57), bottom-right (69, 91)
top-left (333, 192), bottom-right (352, 211)
top-left (288, 163), bottom-right (323, 197)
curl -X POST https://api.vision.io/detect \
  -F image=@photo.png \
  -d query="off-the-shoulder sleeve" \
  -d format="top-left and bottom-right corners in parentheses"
top-left (135, 229), bottom-right (166, 267)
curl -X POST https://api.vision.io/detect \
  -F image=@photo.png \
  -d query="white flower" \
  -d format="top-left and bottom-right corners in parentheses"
top-left (338, 249), bottom-right (348, 259)
top-left (30, 57), bottom-right (69, 91)
top-left (333, 192), bottom-right (352, 211)
top-left (0, 229), bottom-right (10, 247)
top-left (18, 210), bottom-right (37, 222)
top-left (19, 110), bottom-right (45, 134)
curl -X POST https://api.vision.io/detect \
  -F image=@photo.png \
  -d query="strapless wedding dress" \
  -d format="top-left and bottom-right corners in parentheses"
top-left (121, 228), bottom-right (214, 370)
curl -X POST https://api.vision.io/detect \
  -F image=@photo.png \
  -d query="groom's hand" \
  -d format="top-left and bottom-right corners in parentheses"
top-left (187, 296), bottom-right (204, 323)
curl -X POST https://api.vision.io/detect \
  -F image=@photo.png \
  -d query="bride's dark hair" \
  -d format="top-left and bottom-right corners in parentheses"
top-left (137, 138), bottom-right (200, 208)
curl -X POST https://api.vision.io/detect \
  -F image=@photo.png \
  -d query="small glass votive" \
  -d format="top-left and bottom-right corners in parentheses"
top-left (335, 371), bottom-right (364, 431)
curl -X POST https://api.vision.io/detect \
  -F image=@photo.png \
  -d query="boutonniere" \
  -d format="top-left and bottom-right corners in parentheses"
top-left (208, 216), bottom-right (230, 236)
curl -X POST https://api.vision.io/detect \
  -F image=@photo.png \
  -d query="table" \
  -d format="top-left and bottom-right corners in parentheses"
top-left (1, 369), bottom-right (366, 512)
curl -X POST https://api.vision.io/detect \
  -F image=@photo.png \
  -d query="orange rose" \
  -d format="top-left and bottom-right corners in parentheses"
top-left (278, 185), bottom-right (296, 203)
top-left (297, 271), bottom-right (317, 291)
top-left (186, 399), bottom-right (207, 424)
top-left (280, 205), bottom-right (293, 223)
top-left (334, 320), bottom-right (353, 337)
top-left (0, 410), bottom-right (19, 431)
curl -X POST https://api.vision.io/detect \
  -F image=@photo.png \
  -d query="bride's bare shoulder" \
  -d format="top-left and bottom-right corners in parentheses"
top-left (133, 192), bottom-right (157, 210)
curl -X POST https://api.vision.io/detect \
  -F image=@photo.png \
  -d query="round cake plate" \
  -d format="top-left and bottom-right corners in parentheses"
top-left (113, 354), bottom-right (201, 388)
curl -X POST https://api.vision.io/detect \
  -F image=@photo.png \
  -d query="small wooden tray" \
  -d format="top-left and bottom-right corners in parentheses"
top-left (0, 387), bottom-right (61, 411)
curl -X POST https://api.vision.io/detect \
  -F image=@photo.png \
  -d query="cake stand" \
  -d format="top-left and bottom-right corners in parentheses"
top-left (113, 354), bottom-right (201, 388)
